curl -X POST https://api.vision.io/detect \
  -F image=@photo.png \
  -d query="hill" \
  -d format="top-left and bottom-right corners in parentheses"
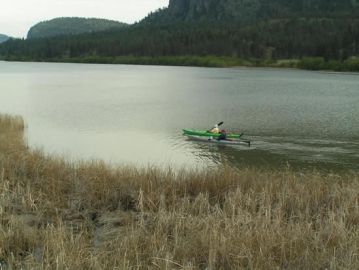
top-left (0, 1), bottom-right (358, 71)
top-left (0, 34), bottom-right (10, 43)
top-left (27, 17), bottom-right (128, 39)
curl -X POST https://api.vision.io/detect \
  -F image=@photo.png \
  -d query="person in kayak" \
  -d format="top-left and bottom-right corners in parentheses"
top-left (217, 129), bottom-right (228, 141)
top-left (209, 124), bottom-right (220, 134)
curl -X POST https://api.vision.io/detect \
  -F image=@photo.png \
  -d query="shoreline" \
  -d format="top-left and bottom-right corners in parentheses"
top-left (1, 114), bottom-right (359, 268)
top-left (2, 55), bottom-right (359, 73)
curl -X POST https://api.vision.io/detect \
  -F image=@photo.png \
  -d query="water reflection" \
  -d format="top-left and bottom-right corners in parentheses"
top-left (184, 134), bottom-right (359, 172)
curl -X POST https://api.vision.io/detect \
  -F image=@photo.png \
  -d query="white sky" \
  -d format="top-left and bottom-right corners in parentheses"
top-left (0, 0), bottom-right (169, 38)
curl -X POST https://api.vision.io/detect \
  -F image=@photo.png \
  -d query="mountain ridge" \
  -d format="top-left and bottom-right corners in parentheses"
top-left (0, 34), bottom-right (10, 43)
top-left (27, 17), bottom-right (128, 39)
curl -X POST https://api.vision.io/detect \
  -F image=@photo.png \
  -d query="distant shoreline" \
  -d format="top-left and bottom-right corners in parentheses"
top-left (2, 55), bottom-right (359, 72)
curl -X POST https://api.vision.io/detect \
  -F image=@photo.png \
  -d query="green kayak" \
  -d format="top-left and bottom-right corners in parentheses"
top-left (183, 129), bottom-right (243, 139)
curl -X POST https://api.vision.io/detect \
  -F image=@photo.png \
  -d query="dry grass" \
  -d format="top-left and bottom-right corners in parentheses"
top-left (0, 114), bottom-right (358, 269)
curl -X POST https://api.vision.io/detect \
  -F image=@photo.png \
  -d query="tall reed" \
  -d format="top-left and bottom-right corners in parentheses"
top-left (0, 114), bottom-right (358, 269)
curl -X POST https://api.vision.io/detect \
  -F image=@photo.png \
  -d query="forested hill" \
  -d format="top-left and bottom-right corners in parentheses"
top-left (27, 17), bottom-right (128, 39)
top-left (0, 34), bottom-right (10, 43)
top-left (144, 0), bottom-right (359, 23)
top-left (0, 0), bottom-right (359, 71)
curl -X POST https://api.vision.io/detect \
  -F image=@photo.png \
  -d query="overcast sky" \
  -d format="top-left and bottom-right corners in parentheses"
top-left (0, 0), bottom-right (169, 38)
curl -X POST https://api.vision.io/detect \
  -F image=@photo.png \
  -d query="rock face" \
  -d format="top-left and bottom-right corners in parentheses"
top-left (168, 0), bottom-right (190, 17)
top-left (166, 0), bottom-right (358, 22)
top-left (168, 0), bottom-right (216, 19)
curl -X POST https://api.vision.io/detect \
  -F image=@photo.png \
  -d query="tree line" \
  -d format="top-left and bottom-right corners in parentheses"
top-left (0, 18), bottom-right (358, 70)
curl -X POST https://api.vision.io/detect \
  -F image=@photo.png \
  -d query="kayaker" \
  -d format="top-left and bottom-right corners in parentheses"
top-left (209, 124), bottom-right (220, 134)
top-left (217, 129), bottom-right (227, 141)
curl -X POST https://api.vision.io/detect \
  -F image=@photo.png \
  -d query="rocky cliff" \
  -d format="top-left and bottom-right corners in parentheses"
top-left (165, 0), bottom-right (359, 22)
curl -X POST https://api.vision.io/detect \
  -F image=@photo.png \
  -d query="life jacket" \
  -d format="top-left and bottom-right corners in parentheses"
top-left (210, 127), bottom-right (219, 133)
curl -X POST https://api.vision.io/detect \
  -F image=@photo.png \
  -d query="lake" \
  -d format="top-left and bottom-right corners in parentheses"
top-left (0, 61), bottom-right (358, 171)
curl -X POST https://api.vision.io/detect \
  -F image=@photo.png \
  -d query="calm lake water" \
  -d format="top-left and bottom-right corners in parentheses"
top-left (0, 61), bottom-right (358, 171)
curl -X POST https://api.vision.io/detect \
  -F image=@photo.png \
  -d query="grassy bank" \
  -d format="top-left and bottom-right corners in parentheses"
top-left (1, 115), bottom-right (359, 269)
top-left (3, 55), bottom-right (359, 72)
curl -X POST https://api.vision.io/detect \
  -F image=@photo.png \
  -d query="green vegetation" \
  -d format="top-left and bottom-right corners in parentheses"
top-left (1, 114), bottom-right (359, 269)
top-left (0, 34), bottom-right (10, 43)
top-left (27, 55), bottom-right (264, 68)
top-left (1, 18), bottom-right (358, 71)
top-left (0, 52), bottom-right (298, 69)
top-left (64, 55), bottom-right (246, 67)
top-left (298, 57), bottom-right (359, 71)
top-left (27, 17), bottom-right (128, 39)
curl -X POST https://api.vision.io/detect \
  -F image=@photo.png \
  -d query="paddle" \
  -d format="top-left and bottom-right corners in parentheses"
top-left (237, 132), bottom-right (251, 147)
top-left (241, 140), bottom-right (251, 147)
